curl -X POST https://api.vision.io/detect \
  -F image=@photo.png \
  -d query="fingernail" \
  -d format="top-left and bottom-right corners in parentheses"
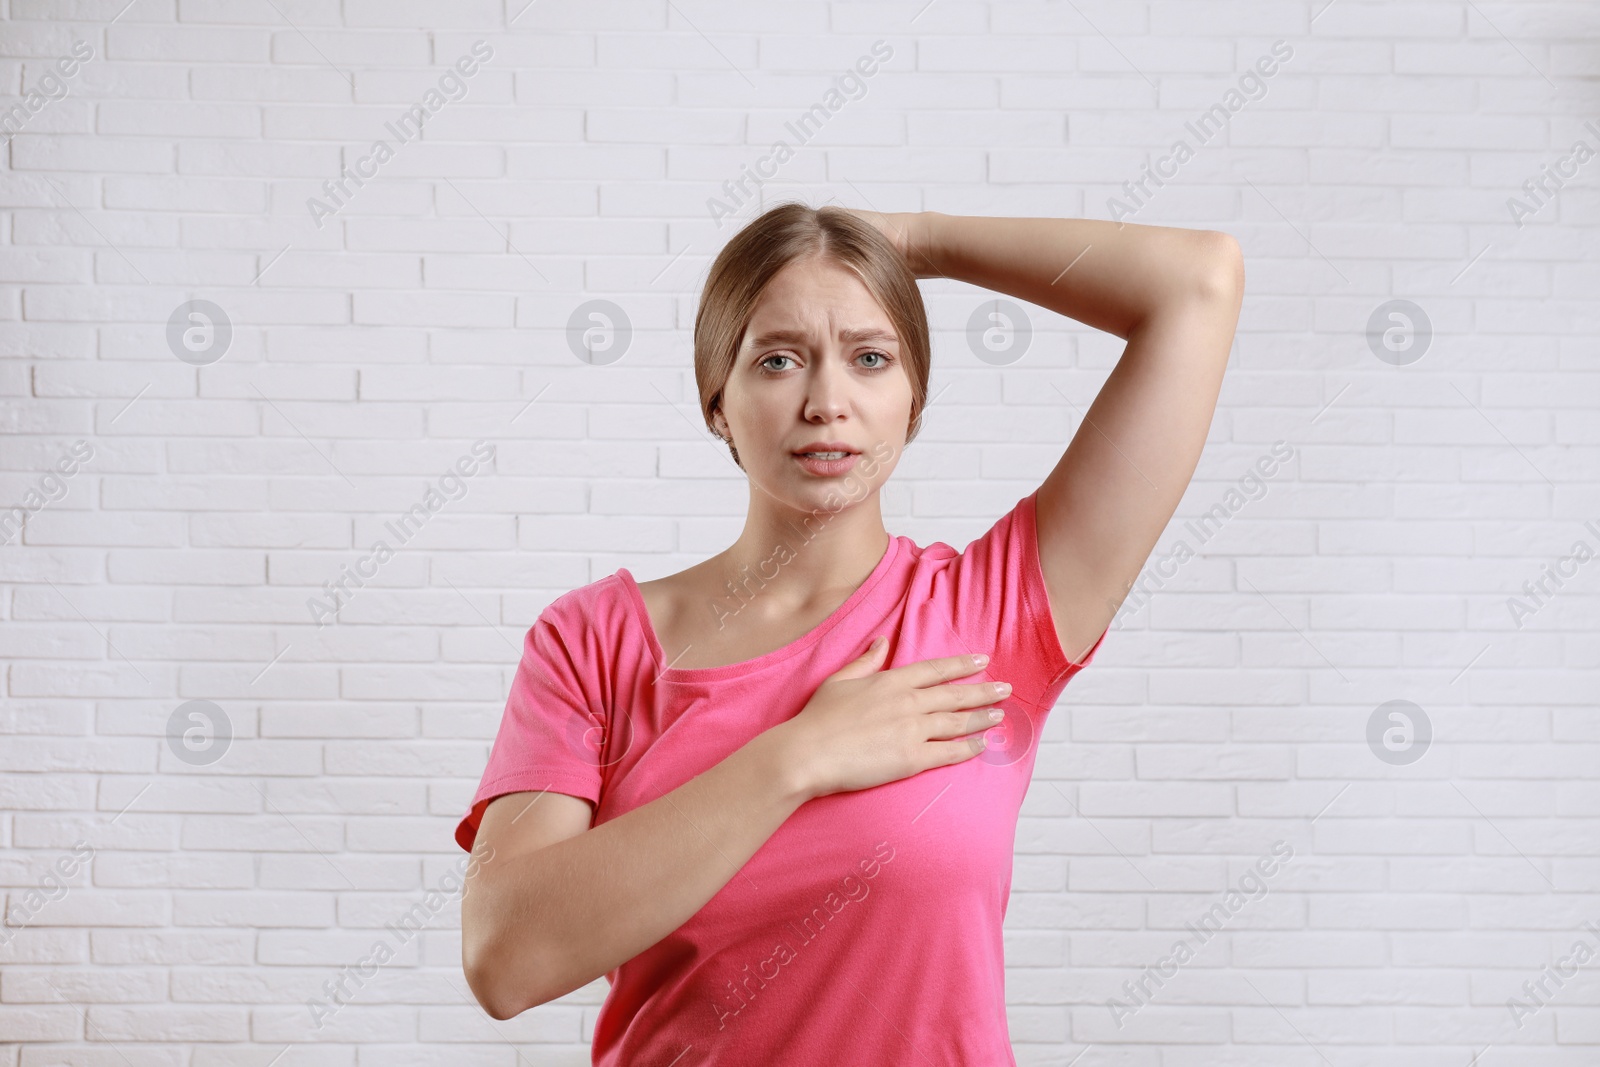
top-left (987, 709), bottom-right (1004, 721)
top-left (973, 653), bottom-right (989, 665)
top-left (993, 682), bottom-right (1010, 694)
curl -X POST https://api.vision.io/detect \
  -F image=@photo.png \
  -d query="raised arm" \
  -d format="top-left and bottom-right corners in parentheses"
top-left (864, 210), bottom-right (1244, 663)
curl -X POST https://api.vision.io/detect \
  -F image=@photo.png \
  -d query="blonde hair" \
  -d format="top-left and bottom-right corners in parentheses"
top-left (694, 201), bottom-right (930, 470)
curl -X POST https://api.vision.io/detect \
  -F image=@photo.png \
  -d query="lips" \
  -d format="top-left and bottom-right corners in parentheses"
top-left (792, 441), bottom-right (860, 455)
top-left (792, 451), bottom-right (860, 476)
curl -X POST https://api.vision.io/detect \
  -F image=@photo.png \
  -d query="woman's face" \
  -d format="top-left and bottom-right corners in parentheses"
top-left (714, 254), bottom-right (913, 512)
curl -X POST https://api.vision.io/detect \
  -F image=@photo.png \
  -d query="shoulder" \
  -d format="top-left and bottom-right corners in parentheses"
top-left (901, 494), bottom-right (1034, 571)
top-left (528, 571), bottom-right (636, 646)
top-left (627, 564), bottom-right (701, 628)
top-left (505, 574), bottom-right (645, 703)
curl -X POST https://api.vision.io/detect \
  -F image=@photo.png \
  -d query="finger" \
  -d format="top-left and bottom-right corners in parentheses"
top-left (922, 681), bottom-right (1011, 714)
top-left (828, 634), bottom-right (890, 680)
top-left (927, 733), bottom-right (989, 767)
top-left (885, 652), bottom-right (992, 688)
top-left (902, 675), bottom-right (1011, 716)
top-left (924, 707), bottom-right (1005, 741)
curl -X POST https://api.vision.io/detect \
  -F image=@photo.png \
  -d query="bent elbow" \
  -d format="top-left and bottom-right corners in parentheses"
top-left (464, 935), bottom-right (547, 1021)
top-left (466, 957), bottom-right (539, 1022)
top-left (1195, 230), bottom-right (1245, 304)
top-left (466, 937), bottom-right (579, 1019)
top-left (484, 995), bottom-right (525, 1023)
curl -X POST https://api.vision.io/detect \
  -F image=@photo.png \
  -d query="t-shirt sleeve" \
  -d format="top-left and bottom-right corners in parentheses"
top-left (944, 488), bottom-right (1107, 707)
top-left (453, 605), bottom-right (605, 853)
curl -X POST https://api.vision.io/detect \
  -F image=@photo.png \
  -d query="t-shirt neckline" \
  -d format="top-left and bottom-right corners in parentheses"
top-left (615, 531), bottom-right (902, 682)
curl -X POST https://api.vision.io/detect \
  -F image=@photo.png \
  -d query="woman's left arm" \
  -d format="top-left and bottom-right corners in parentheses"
top-left (901, 210), bottom-right (1246, 665)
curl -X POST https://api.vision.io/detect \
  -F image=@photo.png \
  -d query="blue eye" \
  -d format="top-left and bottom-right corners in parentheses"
top-left (757, 351), bottom-right (895, 374)
top-left (858, 350), bottom-right (893, 372)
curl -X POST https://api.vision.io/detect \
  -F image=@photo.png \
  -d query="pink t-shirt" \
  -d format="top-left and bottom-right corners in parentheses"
top-left (456, 489), bottom-right (1106, 1065)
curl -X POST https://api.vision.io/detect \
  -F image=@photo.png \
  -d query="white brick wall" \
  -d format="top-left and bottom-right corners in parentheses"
top-left (2, 2), bottom-right (1597, 1063)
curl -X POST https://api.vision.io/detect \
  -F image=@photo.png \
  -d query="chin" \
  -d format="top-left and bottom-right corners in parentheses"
top-left (781, 469), bottom-right (880, 511)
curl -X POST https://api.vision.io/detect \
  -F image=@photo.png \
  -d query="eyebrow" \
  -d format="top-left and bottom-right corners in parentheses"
top-left (744, 327), bottom-right (899, 350)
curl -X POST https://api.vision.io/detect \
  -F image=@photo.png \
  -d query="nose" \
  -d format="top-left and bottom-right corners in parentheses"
top-left (802, 354), bottom-right (851, 422)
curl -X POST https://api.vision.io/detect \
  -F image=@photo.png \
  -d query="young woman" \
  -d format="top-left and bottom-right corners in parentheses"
top-left (457, 204), bottom-right (1244, 1064)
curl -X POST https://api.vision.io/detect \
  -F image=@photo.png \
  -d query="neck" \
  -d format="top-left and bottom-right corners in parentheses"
top-left (707, 489), bottom-right (890, 626)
